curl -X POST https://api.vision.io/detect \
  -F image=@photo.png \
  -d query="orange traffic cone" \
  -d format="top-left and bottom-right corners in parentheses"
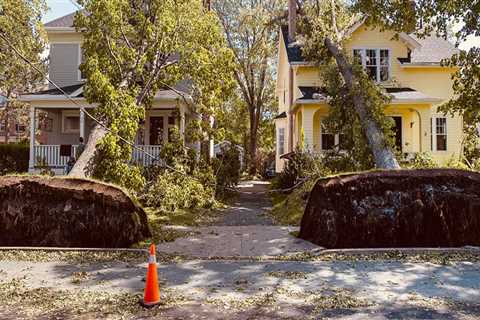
top-left (140, 243), bottom-right (161, 308)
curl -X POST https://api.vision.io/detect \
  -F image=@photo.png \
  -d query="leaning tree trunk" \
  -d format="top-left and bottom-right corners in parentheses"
top-left (68, 123), bottom-right (108, 178)
top-left (325, 38), bottom-right (400, 170)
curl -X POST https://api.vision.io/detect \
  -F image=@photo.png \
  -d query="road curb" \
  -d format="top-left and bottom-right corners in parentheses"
top-left (0, 246), bottom-right (148, 253)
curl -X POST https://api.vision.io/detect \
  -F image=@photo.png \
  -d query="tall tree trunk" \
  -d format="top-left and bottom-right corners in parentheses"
top-left (68, 123), bottom-right (108, 178)
top-left (248, 105), bottom-right (260, 175)
top-left (324, 38), bottom-right (400, 169)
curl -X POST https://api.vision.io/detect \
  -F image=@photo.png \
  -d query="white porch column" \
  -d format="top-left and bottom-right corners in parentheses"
top-left (179, 108), bottom-right (186, 139)
top-left (29, 106), bottom-right (36, 171)
top-left (209, 115), bottom-right (214, 159)
top-left (302, 107), bottom-right (315, 151)
top-left (79, 108), bottom-right (85, 140)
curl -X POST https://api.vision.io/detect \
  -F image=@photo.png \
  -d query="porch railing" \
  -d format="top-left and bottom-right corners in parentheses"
top-left (34, 145), bottom-right (78, 168)
top-left (34, 144), bottom-right (163, 168)
top-left (131, 145), bottom-right (163, 167)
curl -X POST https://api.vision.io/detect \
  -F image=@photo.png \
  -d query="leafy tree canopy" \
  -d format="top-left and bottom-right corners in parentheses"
top-left (73, 0), bottom-right (235, 189)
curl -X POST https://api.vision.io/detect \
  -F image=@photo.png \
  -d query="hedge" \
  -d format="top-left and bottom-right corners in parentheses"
top-left (0, 143), bottom-right (29, 175)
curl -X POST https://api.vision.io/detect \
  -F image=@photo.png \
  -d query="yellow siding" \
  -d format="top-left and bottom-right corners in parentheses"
top-left (275, 24), bottom-right (463, 170)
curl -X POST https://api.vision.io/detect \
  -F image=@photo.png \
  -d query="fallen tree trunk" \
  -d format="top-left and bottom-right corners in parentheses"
top-left (324, 38), bottom-right (400, 169)
top-left (300, 169), bottom-right (480, 248)
top-left (0, 175), bottom-right (150, 247)
top-left (69, 123), bottom-right (108, 178)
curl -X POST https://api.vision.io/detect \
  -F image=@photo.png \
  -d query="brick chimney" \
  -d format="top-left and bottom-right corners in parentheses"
top-left (288, 0), bottom-right (296, 42)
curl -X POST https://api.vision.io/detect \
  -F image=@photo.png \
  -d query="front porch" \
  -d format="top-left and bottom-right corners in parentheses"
top-left (27, 104), bottom-right (193, 174)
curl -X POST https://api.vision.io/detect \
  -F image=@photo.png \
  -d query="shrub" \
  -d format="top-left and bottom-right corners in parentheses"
top-left (142, 169), bottom-right (215, 212)
top-left (0, 143), bottom-right (29, 175)
top-left (407, 152), bottom-right (437, 169)
top-left (272, 149), bottom-right (329, 190)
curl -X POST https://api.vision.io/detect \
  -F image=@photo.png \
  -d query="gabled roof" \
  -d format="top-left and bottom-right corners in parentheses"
top-left (293, 86), bottom-right (440, 106)
top-left (281, 21), bottom-right (459, 65)
top-left (45, 12), bottom-right (76, 28)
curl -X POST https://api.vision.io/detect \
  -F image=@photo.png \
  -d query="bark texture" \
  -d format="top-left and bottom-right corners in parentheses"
top-left (300, 169), bottom-right (480, 248)
top-left (325, 38), bottom-right (400, 170)
top-left (0, 175), bottom-right (150, 247)
top-left (69, 123), bottom-right (108, 178)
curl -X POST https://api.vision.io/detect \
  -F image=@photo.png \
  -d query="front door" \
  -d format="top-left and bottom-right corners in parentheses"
top-left (149, 116), bottom-right (164, 145)
top-left (391, 116), bottom-right (402, 152)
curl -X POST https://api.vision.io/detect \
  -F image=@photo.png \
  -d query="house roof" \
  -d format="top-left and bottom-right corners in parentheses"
top-left (45, 12), bottom-right (76, 28)
top-left (409, 34), bottom-right (459, 63)
top-left (281, 23), bottom-right (459, 65)
top-left (293, 86), bottom-right (440, 105)
top-left (298, 86), bottom-right (327, 100)
top-left (27, 83), bottom-right (84, 97)
top-left (274, 111), bottom-right (287, 119)
top-left (385, 87), bottom-right (441, 103)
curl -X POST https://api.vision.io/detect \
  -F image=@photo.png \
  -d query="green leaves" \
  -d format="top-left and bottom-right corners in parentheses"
top-left (75, 0), bottom-right (235, 189)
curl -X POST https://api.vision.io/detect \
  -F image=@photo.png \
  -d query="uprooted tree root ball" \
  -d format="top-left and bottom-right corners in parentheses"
top-left (300, 169), bottom-right (480, 248)
top-left (0, 175), bottom-right (150, 247)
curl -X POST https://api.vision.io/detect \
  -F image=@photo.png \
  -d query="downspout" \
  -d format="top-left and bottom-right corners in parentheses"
top-left (410, 108), bottom-right (422, 153)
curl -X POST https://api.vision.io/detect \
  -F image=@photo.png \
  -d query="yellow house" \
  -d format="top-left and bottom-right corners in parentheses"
top-left (275, 20), bottom-right (462, 172)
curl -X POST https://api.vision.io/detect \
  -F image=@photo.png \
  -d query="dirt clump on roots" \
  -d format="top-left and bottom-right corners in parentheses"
top-left (0, 175), bottom-right (150, 247)
top-left (300, 169), bottom-right (480, 248)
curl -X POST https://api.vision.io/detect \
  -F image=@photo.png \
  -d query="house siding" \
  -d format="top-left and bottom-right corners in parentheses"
top-left (49, 43), bottom-right (82, 88)
top-left (276, 24), bottom-right (464, 170)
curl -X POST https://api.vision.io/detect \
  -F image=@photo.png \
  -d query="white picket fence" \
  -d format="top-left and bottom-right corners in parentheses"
top-left (34, 144), bottom-right (162, 169)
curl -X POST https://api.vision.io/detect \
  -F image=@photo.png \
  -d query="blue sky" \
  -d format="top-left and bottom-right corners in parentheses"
top-left (44, 0), bottom-right (479, 50)
top-left (44, 0), bottom-right (79, 23)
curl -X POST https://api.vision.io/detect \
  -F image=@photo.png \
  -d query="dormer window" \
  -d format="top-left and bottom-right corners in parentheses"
top-left (353, 49), bottom-right (390, 82)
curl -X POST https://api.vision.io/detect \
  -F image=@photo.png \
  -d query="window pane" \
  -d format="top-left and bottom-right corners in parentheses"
top-left (366, 50), bottom-right (377, 66)
top-left (380, 50), bottom-right (389, 66)
top-left (66, 116), bottom-right (79, 131)
top-left (436, 118), bottom-right (446, 134)
top-left (168, 116), bottom-right (175, 125)
top-left (366, 66), bottom-right (377, 81)
top-left (437, 135), bottom-right (447, 151)
top-left (278, 128), bottom-right (285, 155)
top-left (380, 66), bottom-right (389, 81)
top-left (322, 134), bottom-right (335, 150)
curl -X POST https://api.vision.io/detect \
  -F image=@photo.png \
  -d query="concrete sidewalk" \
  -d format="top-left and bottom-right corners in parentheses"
top-left (1, 257), bottom-right (480, 318)
top-left (157, 225), bottom-right (319, 257)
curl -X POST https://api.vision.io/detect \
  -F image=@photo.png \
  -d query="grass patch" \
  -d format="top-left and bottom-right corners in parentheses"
top-left (144, 206), bottom-right (223, 227)
top-left (269, 180), bottom-right (315, 226)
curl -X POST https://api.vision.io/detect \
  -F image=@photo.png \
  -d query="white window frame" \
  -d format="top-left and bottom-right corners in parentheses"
top-left (431, 116), bottom-right (448, 152)
top-left (62, 110), bottom-right (80, 134)
top-left (320, 120), bottom-right (343, 151)
top-left (277, 127), bottom-right (285, 155)
top-left (352, 48), bottom-right (391, 82)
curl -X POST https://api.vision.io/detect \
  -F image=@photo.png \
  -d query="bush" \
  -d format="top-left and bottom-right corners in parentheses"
top-left (272, 149), bottom-right (329, 190)
top-left (142, 169), bottom-right (215, 212)
top-left (0, 143), bottom-right (29, 175)
top-left (407, 152), bottom-right (437, 169)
